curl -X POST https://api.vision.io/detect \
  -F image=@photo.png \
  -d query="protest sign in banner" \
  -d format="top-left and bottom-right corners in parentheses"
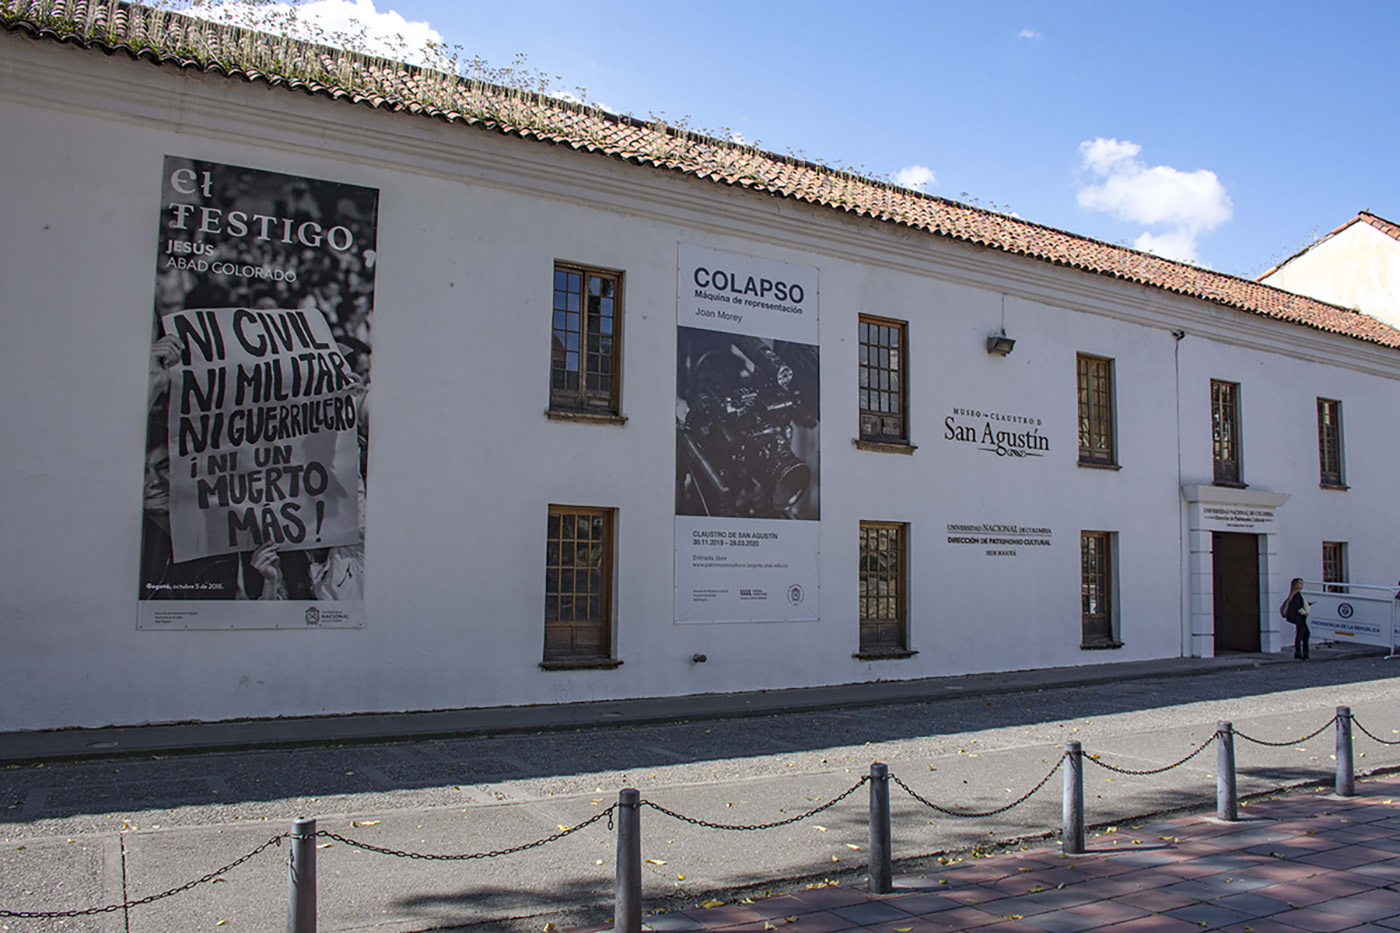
top-left (163, 306), bottom-right (362, 562)
top-left (139, 157), bottom-right (378, 629)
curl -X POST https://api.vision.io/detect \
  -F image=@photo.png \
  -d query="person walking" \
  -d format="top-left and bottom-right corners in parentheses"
top-left (1282, 577), bottom-right (1311, 660)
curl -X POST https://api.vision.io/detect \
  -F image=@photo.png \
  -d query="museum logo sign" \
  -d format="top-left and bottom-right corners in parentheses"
top-left (944, 406), bottom-right (1049, 459)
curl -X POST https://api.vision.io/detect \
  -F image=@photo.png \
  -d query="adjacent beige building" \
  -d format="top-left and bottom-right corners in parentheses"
top-left (1260, 212), bottom-right (1400, 328)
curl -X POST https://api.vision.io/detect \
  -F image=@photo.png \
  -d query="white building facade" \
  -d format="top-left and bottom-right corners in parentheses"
top-left (3, 16), bottom-right (1399, 732)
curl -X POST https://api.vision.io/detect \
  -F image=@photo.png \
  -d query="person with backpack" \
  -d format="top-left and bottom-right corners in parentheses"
top-left (1281, 577), bottom-right (1312, 660)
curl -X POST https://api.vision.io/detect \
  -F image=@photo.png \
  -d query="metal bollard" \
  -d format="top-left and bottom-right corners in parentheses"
top-left (287, 817), bottom-right (316, 933)
top-left (868, 762), bottom-right (893, 894)
top-left (614, 788), bottom-right (641, 933)
top-left (1062, 741), bottom-right (1084, 855)
top-left (1216, 722), bottom-right (1237, 821)
top-left (1336, 706), bottom-right (1354, 797)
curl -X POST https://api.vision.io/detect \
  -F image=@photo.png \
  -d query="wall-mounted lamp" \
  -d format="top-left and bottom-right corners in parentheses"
top-left (986, 330), bottom-right (1016, 356)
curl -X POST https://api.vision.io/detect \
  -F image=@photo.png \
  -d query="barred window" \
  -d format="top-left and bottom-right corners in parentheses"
top-left (1317, 398), bottom-right (1343, 487)
top-left (1211, 380), bottom-right (1241, 484)
top-left (543, 506), bottom-right (613, 664)
top-left (1077, 354), bottom-right (1115, 465)
top-left (859, 522), bottom-right (907, 653)
top-left (859, 317), bottom-right (908, 443)
top-left (551, 263), bottom-right (621, 413)
top-left (1323, 541), bottom-right (1347, 594)
top-left (1081, 531), bottom-right (1115, 647)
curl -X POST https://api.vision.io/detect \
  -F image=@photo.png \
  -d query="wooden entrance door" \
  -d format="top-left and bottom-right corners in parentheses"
top-left (1213, 532), bottom-right (1261, 652)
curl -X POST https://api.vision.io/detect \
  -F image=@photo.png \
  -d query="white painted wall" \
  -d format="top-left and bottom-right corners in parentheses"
top-left (1261, 222), bottom-right (1400, 327)
top-left (4, 36), bottom-right (1400, 730)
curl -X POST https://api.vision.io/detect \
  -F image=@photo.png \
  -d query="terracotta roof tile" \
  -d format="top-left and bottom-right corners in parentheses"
top-left (1361, 210), bottom-right (1400, 242)
top-left (5, 0), bottom-right (1400, 351)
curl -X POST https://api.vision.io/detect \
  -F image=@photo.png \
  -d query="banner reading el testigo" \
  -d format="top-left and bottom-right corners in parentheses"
top-left (675, 244), bottom-right (821, 623)
top-left (139, 157), bottom-right (378, 629)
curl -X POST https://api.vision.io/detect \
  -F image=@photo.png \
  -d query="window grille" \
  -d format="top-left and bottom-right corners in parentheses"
top-left (1317, 398), bottom-right (1343, 487)
top-left (1077, 354), bottom-right (1115, 465)
top-left (551, 264), bottom-right (621, 413)
top-left (859, 522), bottom-right (907, 652)
top-left (544, 506), bottom-right (613, 662)
top-left (1081, 531), bottom-right (1114, 646)
top-left (859, 317), bottom-right (908, 443)
top-left (1211, 380), bottom-right (1241, 484)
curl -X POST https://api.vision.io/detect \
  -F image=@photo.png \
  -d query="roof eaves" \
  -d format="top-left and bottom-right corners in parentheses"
top-left (4, 4), bottom-right (1400, 352)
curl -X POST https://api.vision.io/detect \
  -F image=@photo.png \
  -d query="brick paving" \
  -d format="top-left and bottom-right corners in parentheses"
top-left (572, 777), bottom-right (1400, 932)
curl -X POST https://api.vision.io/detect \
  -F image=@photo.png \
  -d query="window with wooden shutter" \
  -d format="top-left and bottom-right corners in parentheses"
top-left (543, 506), bottom-right (617, 667)
top-left (551, 263), bottom-right (622, 414)
top-left (1211, 380), bottom-right (1242, 484)
top-left (859, 521), bottom-right (909, 654)
top-left (1317, 398), bottom-right (1343, 487)
top-left (1077, 354), bottom-right (1115, 466)
top-left (859, 317), bottom-right (908, 444)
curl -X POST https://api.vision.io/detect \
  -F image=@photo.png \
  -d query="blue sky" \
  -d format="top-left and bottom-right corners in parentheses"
top-left (203, 0), bottom-right (1399, 279)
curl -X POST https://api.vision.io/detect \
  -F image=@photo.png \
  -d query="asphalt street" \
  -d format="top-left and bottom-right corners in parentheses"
top-left (3, 649), bottom-right (1399, 932)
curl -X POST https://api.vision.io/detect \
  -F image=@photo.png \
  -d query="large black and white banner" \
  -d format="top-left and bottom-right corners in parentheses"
top-left (139, 157), bottom-right (378, 629)
top-left (675, 245), bottom-right (820, 623)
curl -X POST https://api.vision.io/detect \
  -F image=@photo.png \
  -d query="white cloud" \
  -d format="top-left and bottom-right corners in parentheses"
top-left (186, 0), bottom-right (446, 66)
top-left (1018, 28), bottom-right (1042, 39)
top-left (1078, 137), bottom-right (1140, 176)
top-left (893, 164), bottom-right (937, 191)
top-left (1133, 229), bottom-right (1200, 264)
top-left (1076, 137), bottom-right (1232, 263)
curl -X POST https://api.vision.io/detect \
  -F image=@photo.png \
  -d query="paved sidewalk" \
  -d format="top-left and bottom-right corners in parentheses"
top-left (584, 777), bottom-right (1400, 932)
top-left (6, 650), bottom-right (1398, 931)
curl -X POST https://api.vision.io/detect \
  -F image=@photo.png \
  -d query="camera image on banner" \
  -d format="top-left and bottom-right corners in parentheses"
top-left (675, 244), bottom-right (820, 624)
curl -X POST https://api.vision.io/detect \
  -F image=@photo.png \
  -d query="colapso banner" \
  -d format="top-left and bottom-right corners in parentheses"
top-left (139, 157), bottom-right (378, 629)
top-left (675, 244), bottom-right (820, 623)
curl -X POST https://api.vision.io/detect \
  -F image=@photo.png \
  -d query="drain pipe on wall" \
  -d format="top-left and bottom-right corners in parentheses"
top-left (1173, 328), bottom-right (1188, 657)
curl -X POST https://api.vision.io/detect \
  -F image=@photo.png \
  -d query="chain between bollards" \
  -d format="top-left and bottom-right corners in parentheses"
top-left (288, 817), bottom-right (316, 933)
top-left (614, 788), bottom-right (641, 933)
top-left (868, 762), bottom-right (892, 895)
top-left (1216, 722), bottom-right (1237, 821)
top-left (1336, 706), bottom-right (1354, 797)
top-left (1062, 740), bottom-right (1084, 855)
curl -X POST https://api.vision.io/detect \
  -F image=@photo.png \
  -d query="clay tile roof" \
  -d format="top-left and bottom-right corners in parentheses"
top-left (1360, 211), bottom-right (1400, 242)
top-left (6, 0), bottom-right (1400, 351)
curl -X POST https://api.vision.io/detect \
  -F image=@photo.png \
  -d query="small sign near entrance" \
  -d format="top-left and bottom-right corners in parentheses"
top-left (946, 522), bottom-right (1052, 558)
top-left (1201, 504), bottom-right (1278, 533)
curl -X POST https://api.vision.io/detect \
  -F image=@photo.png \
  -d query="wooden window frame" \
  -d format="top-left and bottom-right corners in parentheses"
top-left (857, 521), bottom-right (913, 657)
top-left (1076, 354), bottom-right (1116, 466)
top-left (858, 316), bottom-right (909, 444)
top-left (1211, 379), bottom-right (1243, 485)
top-left (1322, 541), bottom-right (1347, 594)
top-left (1317, 398), bottom-right (1344, 488)
top-left (550, 262), bottom-right (622, 415)
top-left (542, 505), bottom-right (619, 668)
top-left (1081, 531), bottom-right (1119, 648)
